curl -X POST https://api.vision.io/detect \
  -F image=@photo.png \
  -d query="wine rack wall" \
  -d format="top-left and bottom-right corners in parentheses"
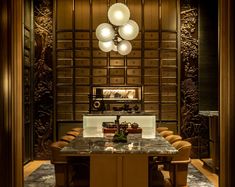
top-left (54, 0), bottom-right (179, 137)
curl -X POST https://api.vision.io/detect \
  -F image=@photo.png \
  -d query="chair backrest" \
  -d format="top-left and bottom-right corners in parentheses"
top-left (60, 135), bottom-right (75, 143)
top-left (71, 127), bottom-right (83, 133)
top-left (50, 141), bottom-right (68, 163)
top-left (172, 140), bottom-right (192, 161)
top-left (156, 127), bottom-right (169, 133)
top-left (66, 130), bottom-right (80, 137)
top-left (51, 141), bottom-right (68, 150)
top-left (165, 135), bottom-right (182, 144)
top-left (159, 130), bottom-right (174, 138)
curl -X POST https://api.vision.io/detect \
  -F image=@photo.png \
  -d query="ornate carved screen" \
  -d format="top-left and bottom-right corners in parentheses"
top-left (54, 0), bottom-right (179, 138)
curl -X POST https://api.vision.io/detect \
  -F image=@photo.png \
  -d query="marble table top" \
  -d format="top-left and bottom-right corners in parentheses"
top-left (61, 132), bottom-right (178, 156)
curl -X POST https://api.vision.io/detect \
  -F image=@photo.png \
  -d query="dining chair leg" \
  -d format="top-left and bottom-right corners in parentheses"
top-left (65, 162), bottom-right (69, 187)
top-left (172, 164), bottom-right (177, 187)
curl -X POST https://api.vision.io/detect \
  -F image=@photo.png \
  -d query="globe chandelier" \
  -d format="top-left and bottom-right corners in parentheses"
top-left (96, 3), bottom-right (139, 56)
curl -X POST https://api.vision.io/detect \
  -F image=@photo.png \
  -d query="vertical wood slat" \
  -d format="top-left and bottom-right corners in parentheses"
top-left (219, 0), bottom-right (235, 186)
top-left (0, 0), bottom-right (23, 186)
top-left (72, 0), bottom-right (76, 120)
top-left (53, 0), bottom-right (58, 140)
top-left (158, 0), bottom-right (162, 123)
top-left (176, 0), bottom-right (180, 132)
top-left (12, 0), bottom-right (23, 185)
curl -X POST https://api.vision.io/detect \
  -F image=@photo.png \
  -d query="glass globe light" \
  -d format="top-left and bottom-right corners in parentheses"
top-left (117, 40), bottom-right (132, 55)
top-left (108, 3), bottom-right (130, 26)
top-left (96, 23), bottom-right (115, 42)
top-left (118, 20), bottom-right (139, 40)
top-left (98, 40), bottom-right (114, 52)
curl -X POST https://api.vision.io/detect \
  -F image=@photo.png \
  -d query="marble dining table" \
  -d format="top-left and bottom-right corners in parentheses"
top-left (61, 130), bottom-right (178, 187)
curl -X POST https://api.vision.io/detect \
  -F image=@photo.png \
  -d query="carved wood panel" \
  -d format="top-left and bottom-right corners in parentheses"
top-left (34, 0), bottom-right (53, 159)
top-left (180, 0), bottom-right (209, 158)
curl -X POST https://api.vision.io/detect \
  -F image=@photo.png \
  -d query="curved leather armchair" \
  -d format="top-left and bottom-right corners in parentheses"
top-left (71, 127), bottom-right (83, 133)
top-left (165, 135), bottom-right (182, 144)
top-left (66, 130), bottom-right (80, 137)
top-left (50, 141), bottom-right (68, 187)
top-left (169, 140), bottom-right (192, 186)
top-left (60, 135), bottom-right (75, 143)
top-left (156, 127), bottom-right (169, 133)
top-left (159, 130), bottom-right (174, 138)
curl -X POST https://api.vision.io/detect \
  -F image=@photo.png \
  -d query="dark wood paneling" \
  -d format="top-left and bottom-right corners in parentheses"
top-left (144, 0), bottom-right (159, 30)
top-left (161, 0), bottom-right (177, 30)
top-left (199, 0), bottom-right (218, 111)
top-left (23, 0), bottom-right (33, 164)
top-left (57, 0), bottom-right (72, 29)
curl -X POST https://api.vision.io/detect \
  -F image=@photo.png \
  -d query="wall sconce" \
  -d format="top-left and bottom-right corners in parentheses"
top-left (96, 3), bottom-right (139, 55)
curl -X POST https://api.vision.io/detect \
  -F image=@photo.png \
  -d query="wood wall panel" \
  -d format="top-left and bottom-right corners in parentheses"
top-left (199, 0), bottom-right (218, 110)
top-left (127, 59), bottom-right (141, 66)
top-left (23, 0), bottom-right (33, 164)
top-left (93, 59), bottom-right (107, 66)
top-left (144, 59), bottom-right (159, 67)
top-left (127, 69), bottom-right (141, 76)
top-left (57, 32), bottom-right (73, 39)
top-left (92, 0), bottom-right (108, 29)
top-left (127, 0), bottom-right (142, 28)
top-left (54, 0), bottom-right (179, 137)
top-left (75, 59), bottom-right (91, 66)
top-left (93, 77), bottom-right (107, 85)
top-left (76, 32), bottom-right (89, 39)
top-left (110, 59), bottom-right (125, 66)
top-left (93, 69), bottom-right (107, 76)
top-left (127, 77), bottom-right (141, 85)
top-left (57, 0), bottom-right (72, 29)
top-left (219, 0), bottom-right (235, 185)
top-left (75, 0), bottom-right (90, 29)
top-left (162, 0), bottom-right (177, 30)
top-left (144, 0), bottom-right (159, 30)
top-left (110, 68), bottom-right (125, 76)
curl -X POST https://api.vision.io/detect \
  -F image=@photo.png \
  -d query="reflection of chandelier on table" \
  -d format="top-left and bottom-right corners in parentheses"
top-left (96, 3), bottom-right (139, 55)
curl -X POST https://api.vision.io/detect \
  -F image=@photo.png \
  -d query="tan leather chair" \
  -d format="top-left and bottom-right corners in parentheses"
top-left (165, 135), bottom-right (182, 144)
top-left (159, 130), bottom-right (174, 138)
top-left (60, 135), bottom-right (75, 143)
top-left (50, 141), bottom-right (68, 187)
top-left (71, 127), bottom-right (83, 133)
top-left (156, 127), bottom-right (169, 133)
top-left (169, 140), bottom-right (192, 186)
top-left (66, 130), bottom-right (80, 137)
